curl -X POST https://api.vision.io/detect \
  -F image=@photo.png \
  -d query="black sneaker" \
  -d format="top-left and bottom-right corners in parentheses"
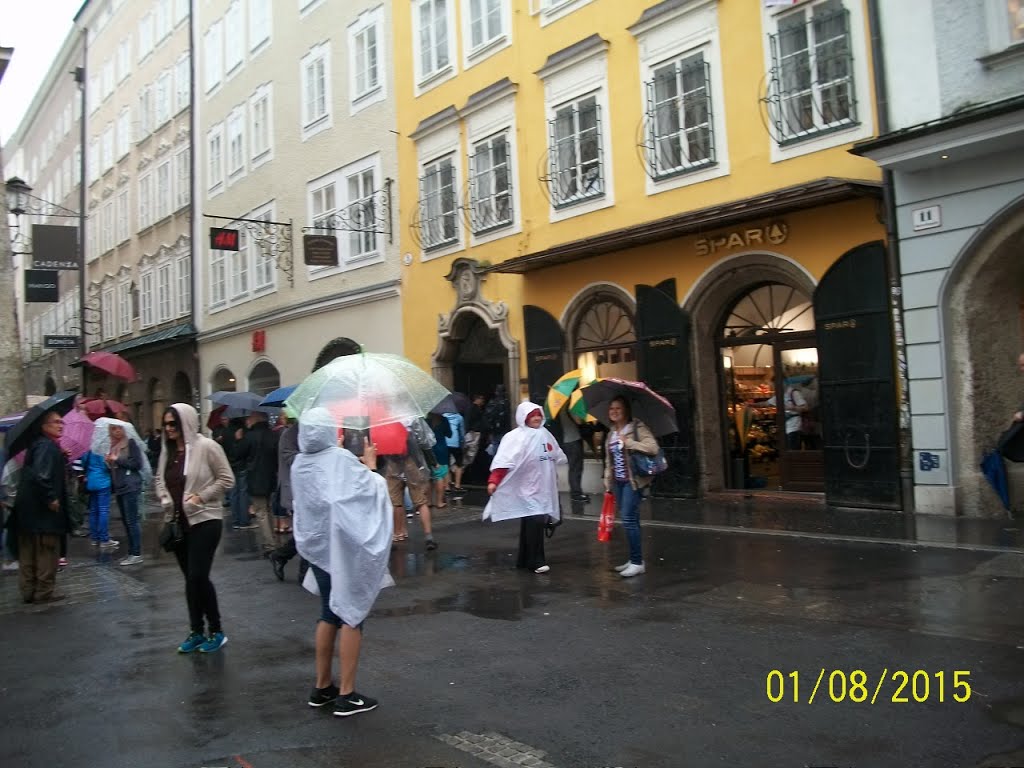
top-left (571, 493), bottom-right (591, 503)
top-left (270, 554), bottom-right (286, 582)
top-left (308, 684), bottom-right (339, 708)
top-left (425, 537), bottom-right (438, 551)
top-left (333, 691), bottom-right (378, 717)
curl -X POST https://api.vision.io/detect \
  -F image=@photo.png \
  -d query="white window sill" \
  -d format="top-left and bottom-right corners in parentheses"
top-left (251, 149), bottom-right (274, 169)
top-left (351, 85), bottom-right (385, 115)
top-left (416, 65), bottom-right (455, 95)
top-left (466, 35), bottom-right (509, 67)
top-left (302, 114), bottom-right (332, 141)
top-left (208, 183), bottom-right (224, 198)
top-left (979, 41), bottom-right (1024, 70)
top-left (646, 161), bottom-right (728, 198)
top-left (250, 38), bottom-right (270, 58)
top-left (539, 0), bottom-right (596, 27)
top-left (420, 238), bottom-right (464, 263)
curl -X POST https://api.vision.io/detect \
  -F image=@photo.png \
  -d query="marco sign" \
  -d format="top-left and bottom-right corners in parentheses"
top-left (695, 222), bottom-right (789, 256)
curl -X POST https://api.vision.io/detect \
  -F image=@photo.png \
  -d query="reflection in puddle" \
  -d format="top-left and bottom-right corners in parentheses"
top-left (373, 587), bottom-right (530, 621)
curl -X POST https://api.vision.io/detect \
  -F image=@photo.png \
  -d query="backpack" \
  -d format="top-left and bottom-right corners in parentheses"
top-left (371, 422), bottom-right (409, 456)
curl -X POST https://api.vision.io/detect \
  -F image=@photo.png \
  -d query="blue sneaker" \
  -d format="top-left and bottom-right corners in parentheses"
top-left (177, 632), bottom-right (206, 653)
top-left (198, 632), bottom-right (227, 653)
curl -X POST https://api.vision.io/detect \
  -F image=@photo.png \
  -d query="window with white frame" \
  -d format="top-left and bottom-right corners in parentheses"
top-left (139, 13), bottom-right (154, 60)
top-left (156, 71), bottom-right (172, 126)
top-left (176, 253), bottom-right (191, 316)
top-left (204, 21), bottom-right (224, 93)
top-left (416, 0), bottom-right (452, 81)
top-left (346, 166), bottom-right (378, 261)
top-left (138, 173), bottom-right (152, 229)
top-left (88, 75), bottom-right (100, 112)
top-left (117, 108), bottom-right (131, 158)
top-left (157, 262), bottom-right (173, 323)
top-left (100, 201), bottom-right (114, 253)
top-left (210, 247), bottom-right (227, 307)
top-left (227, 108), bottom-right (245, 179)
top-left (549, 94), bottom-right (604, 207)
top-left (118, 280), bottom-right (132, 337)
top-left (418, 155), bottom-right (459, 250)
top-left (301, 43), bottom-right (331, 135)
top-left (350, 12), bottom-right (380, 101)
top-left (467, 0), bottom-right (504, 52)
top-left (646, 51), bottom-right (715, 179)
top-left (230, 230), bottom-right (250, 299)
top-left (140, 270), bottom-right (155, 327)
top-left (116, 187), bottom-right (130, 243)
top-left (226, 1), bottom-right (244, 73)
top-left (102, 59), bottom-right (114, 100)
top-left (207, 124), bottom-right (224, 192)
top-left (88, 139), bottom-right (99, 185)
top-left (156, 160), bottom-right (171, 221)
top-left (102, 288), bottom-right (115, 340)
top-left (156, 0), bottom-right (171, 41)
top-left (101, 125), bottom-right (114, 172)
top-left (251, 207), bottom-right (276, 291)
top-left (175, 147), bottom-right (190, 210)
top-left (175, 0), bottom-right (189, 24)
top-left (469, 131), bottom-right (513, 234)
top-left (175, 54), bottom-right (190, 113)
top-left (138, 85), bottom-right (152, 139)
top-left (766, 0), bottom-right (856, 144)
top-left (73, 146), bottom-right (81, 186)
top-left (250, 84), bottom-right (272, 163)
top-left (310, 180), bottom-right (336, 234)
top-left (250, 0), bottom-right (271, 50)
top-left (117, 39), bottom-right (131, 82)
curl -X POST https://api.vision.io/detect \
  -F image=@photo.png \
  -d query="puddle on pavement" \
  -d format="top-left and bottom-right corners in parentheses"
top-left (987, 697), bottom-right (1024, 729)
top-left (373, 586), bottom-right (531, 621)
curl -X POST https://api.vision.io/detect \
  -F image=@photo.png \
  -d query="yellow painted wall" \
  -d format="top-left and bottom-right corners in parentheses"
top-left (395, 0), bottom-right (881, 374)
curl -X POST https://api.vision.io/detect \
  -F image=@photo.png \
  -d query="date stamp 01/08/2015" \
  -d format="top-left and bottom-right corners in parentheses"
top-left (766, 669), bottom-right (972, 705)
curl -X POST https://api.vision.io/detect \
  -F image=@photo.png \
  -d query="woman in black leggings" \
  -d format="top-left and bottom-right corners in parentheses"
top-left (154, 403), bottom-right (234, 654)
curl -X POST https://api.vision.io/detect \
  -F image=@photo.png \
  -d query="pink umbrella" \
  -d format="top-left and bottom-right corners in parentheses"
top-left (61, 408), bottom-right (95, 460)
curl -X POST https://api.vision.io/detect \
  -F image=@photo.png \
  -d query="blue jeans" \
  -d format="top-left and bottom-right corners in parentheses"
top-left (89, 488), bottom-right (112, 543)
top-left (116, 492), bottom-right (141, 556)
top-left (230, 470), bottom-right (250, 526)
top-left (612, 480), bottom-right (644, 565)
top-left (310, 564), bottom-right (363, 630)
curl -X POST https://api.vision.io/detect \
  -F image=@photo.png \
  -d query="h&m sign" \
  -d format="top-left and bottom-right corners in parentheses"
top-left (695, 222), bottom-right (789, 256)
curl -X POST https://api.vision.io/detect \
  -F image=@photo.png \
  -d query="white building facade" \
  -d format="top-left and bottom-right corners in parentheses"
top-left (854, 0), bottom-right (1024, 516)
top-left (194, 0), bottom-right (403, 401)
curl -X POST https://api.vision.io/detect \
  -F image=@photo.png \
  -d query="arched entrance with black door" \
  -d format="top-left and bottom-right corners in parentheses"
top-left (248, 360), bottom-right (280, 396)
top-left (172, 371), bottom-right (192, 405)
top-left (313, 337), bottom-right (361, 371)
top-left (440, 311), bottom-right (509, 402)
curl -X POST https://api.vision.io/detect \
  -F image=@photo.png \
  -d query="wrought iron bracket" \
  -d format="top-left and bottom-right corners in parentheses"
top-left (204, 214), bottom-right (295, 286)
top-left (300, 178), bottom-right (393, 243)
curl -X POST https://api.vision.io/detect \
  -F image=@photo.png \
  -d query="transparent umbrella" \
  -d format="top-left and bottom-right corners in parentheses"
top-left (286, 352), bottom-right (451, 429)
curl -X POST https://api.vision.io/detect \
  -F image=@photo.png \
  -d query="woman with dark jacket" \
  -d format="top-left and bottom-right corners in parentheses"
top-left (155, 403), bottom-right (234, 654)
top-left (13, 409), bottom-right (71, 603)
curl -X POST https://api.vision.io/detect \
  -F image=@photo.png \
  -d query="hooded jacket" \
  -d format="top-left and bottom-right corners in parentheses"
top-left (154, 403), bottom-right (234, 525)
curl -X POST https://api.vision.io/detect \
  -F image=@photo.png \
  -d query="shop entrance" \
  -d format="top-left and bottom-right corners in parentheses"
top-left (720, 282), bottom-right (823, 492)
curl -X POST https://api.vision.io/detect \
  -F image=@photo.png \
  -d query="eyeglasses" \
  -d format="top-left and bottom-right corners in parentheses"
top-left (163, 421), bottom-right (178, 428)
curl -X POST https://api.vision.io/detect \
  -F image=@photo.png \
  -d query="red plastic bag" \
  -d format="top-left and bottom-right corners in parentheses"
top-left (597, 492), bottom-right (615, 542)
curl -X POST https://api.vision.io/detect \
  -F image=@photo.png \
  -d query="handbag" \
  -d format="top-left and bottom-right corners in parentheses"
top-left (630, 449), bottom-right (668, 477)
top-left (597, 492), bottom-right (615, 542)
top-left (159, 518), bottom-right (183, 552)
top-left (544, 503), bottom-right (563, 539)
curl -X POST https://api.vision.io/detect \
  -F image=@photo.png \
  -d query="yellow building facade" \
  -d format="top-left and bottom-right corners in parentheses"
top-left (396, 0), bottom-right (901, 508)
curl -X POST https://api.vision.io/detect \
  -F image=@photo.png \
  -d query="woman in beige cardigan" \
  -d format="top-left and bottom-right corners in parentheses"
top-left (603, 396), bottom-right (660, 578)
top-left (155, 403), bottom-right (234, 654)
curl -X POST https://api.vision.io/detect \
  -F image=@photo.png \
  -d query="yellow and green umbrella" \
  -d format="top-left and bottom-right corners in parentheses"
top-left (544, 369), bottom-right (584, 421)
top-left (568, 388), bottom-right (597, 424)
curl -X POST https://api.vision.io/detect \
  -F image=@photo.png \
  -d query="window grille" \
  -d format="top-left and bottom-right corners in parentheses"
top-left (547, 95), bottom-right (603, 208)
top-left (469, 132), bottom-right (513, 234)
top-left (643, 53), bottom-right (715, 180)
top-left (418, 157), bottom-right (459, 250)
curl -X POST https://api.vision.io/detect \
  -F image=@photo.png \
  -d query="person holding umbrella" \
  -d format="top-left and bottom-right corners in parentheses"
top-left (603, 397), bottom-right (661, 578)
top-left (94, 417), bottom-right (151, 566)
top-left (11, 408), bottom-right (73, 603)
top-left (155, 403), bottom-right (235, 653)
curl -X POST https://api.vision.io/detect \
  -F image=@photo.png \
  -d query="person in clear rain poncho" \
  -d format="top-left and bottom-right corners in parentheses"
top-left (91, 417), bottom-right (152, 566)
top-left (291, 407), bottom-right (394, 717)
top-left (484, 401), bottom-right (567, 574)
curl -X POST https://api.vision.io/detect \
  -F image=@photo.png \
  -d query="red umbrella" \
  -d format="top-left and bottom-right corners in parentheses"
top-left (81, 398), bottom-right (129, 421)
top-left (207, 404), bottom-right (227, 431)
top-left (80, 351), bottom-right (135, 382)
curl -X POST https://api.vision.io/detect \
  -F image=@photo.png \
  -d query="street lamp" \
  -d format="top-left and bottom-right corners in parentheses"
top-left (6, 176), bottom-right (31, 217)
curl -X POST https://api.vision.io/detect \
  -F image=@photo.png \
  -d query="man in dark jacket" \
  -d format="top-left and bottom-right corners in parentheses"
top-left (269, 420), bottom-right (305, 581)
top-left (13, 409), bottom-right (71, 603)
top-left (224, 417), bottom-right (251, 528)
top-left (243, 411), bottom-right (280, 554)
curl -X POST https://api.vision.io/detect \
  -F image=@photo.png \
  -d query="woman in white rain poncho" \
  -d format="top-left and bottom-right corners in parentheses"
top-left (91, 417), bottom-right (152, 566)
top-left (484, 401), bottom-right (566, 574)
top-left (291, 408), bottom-right (393, 716)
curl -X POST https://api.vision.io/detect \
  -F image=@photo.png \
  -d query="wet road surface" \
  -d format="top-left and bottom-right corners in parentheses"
top-left (3, 502), bottom-right (1024, 768)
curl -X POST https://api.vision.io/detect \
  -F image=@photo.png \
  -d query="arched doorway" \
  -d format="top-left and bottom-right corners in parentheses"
top-left (172, 371), bottom-right (192, 405)
top-left (249, 361), bottom-right (280, 396)
top-left (448, 313), bottom-right (508, 399)
top-left (313, 338), bottom-right (360, 371)
top-left (719, 281), bottom-right (822, 492)
top-left (569, 289), bottom-right (637, 381)
top-left (945, 198), bottom-right (1024, 516)
top-left (211, 367), bottom-right (236, 392)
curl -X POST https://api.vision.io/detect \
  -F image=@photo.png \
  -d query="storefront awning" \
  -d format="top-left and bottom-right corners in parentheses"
top-left (83, 323), bottom-right (196, 358)
top-left (486, 177), bottom-right (881, 274)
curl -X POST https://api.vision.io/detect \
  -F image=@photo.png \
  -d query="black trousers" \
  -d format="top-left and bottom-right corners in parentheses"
top-left (173, 519), bottom-right (222, 635)
top-left (564, 440), bottom-right (584, 495)
top-left (516, 515), bottom-right (546, 571)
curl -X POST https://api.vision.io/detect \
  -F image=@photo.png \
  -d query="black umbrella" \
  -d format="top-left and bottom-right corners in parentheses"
top-left (4, 390), bottom-right (79, 457)
top-left (431, 391), bottom-right (471, 415)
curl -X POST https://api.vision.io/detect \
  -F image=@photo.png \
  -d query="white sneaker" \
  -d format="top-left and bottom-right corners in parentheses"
top-left (619, 562), bottom-right (645, 578)
top-left (119, 555), bottom-right (143, 566)
top-left (613, 561), bottom-right (631, 572)
top-left (534, 565), bottom-right (550, 574)
top-left (1, 561), bottom-right (18, 572)
top-left (99, 539), bottom-right (119, 549)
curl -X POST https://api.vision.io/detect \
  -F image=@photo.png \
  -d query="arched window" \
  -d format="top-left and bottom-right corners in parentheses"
top-left (571, 292), bottom-right (637, 380)
top-left (722, 282), bottom-right (814, 340)
top-left (210, 368), bottom-right (236, 392)
top-left (313, 338), bottom-right (361, 372)
top-left (249, 361), bottom-right (280, 396)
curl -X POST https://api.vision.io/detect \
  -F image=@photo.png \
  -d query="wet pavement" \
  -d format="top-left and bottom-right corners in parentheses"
top-left (3, 494), bottom-right (1024, 767)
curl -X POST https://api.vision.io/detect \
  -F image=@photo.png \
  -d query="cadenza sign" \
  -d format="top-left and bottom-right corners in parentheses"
top-left (695, 221), bottom-right (789, 256)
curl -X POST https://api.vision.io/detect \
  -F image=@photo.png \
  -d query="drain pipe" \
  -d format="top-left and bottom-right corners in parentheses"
top-left (867, 0), bottom-right (914, 513)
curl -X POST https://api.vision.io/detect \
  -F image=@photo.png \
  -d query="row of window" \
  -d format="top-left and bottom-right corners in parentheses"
top-left (206, 85), bottom-right (273, 195)
top-left (209, 206), bottom-right (277, 308)
top-left (203, 0), bottom-right (273, 95)
top-left (95, 252), bottom-right (191, 343)
top-left (23, 294), bottom-right (80, 356)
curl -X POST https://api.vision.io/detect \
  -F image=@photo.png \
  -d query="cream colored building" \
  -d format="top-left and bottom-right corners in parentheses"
top-left (4, 30), bottom-right (85, 398)
top-left (75, 0), bottom-right (195, 431)
top-left (195, 0), bottom-right (402, 401)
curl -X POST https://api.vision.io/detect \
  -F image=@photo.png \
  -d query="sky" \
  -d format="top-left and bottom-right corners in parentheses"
top-left (0, 0), bottom-right (83, 142)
